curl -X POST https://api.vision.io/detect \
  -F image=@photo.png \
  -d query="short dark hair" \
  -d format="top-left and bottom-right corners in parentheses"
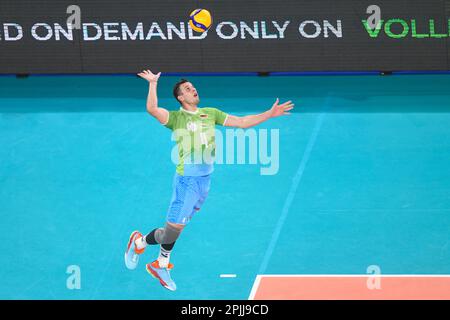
top-left (173, 79), bottom-right (189, 104)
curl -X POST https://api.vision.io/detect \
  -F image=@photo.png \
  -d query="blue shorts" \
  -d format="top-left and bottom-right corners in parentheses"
top-left (166, 173), bottom-right (211, 225)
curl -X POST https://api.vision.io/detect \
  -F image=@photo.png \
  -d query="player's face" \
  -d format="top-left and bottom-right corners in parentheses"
top-left (180, 82), bottom-right (200, 105)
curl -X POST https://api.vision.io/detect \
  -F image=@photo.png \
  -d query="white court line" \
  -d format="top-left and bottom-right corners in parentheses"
top-left (248, 275), bottom-right (263, 300)
top-left (257, 103), bottom-right (328, 276)
top-left (220, 274), bottom-right (237, 278)
top-left (248, 274), bottom-right (450, 299)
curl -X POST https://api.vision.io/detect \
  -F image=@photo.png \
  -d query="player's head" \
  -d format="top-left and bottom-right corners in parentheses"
top-left (173, 79), bottom-right (200, 107)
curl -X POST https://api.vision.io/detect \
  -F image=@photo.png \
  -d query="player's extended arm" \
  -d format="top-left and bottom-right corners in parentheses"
top-left (224, 98), bottom-right (294, 129)
top-left (137, 69), bottom-right (169, 125)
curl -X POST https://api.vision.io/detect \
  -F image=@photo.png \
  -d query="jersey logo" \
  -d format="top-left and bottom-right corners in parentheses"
top-left (200, 114), bottom-right (208, 119)
top-left (186, 121), bottom-right (198, 132)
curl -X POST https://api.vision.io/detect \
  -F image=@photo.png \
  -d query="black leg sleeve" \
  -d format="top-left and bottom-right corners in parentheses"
top-left (145, 229), bottom-right (159, 245)
top-left (161, 242), bottom-right (176, 251)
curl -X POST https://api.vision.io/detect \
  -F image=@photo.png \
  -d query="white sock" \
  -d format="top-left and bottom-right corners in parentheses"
top-left (134, 235), bottom-right (147, 250)
top-left (157, 246), bottom-right (171, 268)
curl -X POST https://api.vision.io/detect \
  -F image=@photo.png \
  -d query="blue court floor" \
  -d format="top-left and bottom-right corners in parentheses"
top-left (0, 74), bottom-right (449, 299)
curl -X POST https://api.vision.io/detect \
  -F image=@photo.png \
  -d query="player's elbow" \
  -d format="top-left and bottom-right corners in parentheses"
top-left (146, 105), bottom-right (158, 115)
top-left (227, 116), bottom-right (248, 129)
top-left (238, 121), bottom-right (251, 129)
top-left (232, 118), bottom-right (247, 129)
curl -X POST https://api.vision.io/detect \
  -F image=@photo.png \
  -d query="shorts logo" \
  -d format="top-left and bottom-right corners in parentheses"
top-left (186, 121), bottom-right (198, 132)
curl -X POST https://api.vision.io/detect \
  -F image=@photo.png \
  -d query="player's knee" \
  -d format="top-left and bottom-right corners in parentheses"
top-left (154, 228), bottom-right (165, 243)
top-left (155, 223), bottom-right (182, 244)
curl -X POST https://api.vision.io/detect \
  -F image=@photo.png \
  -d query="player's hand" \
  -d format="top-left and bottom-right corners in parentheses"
top-left (269, 98), bottom-right (294, 118)
top-left (137, 69), bottom-right (161, 83)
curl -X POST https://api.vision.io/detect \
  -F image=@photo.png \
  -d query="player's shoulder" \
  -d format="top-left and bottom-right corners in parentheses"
top-left (163, 109), bottom-right (182, 128)
top-left (168, 108), bottom-right (182, 114)
top-left (166, 108), bottom-right (182, 118)
top-left (200, 107), bottom-right (221, 113)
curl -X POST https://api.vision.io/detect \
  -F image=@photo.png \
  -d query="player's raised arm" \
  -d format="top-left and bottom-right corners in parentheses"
top-left (224, 98), bottom-right (294, 128)
top-left (137, 69), bottom-right (169, 125)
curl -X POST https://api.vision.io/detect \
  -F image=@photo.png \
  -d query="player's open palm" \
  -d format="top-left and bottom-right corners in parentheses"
top-left (137, 69), bottom-right (161, 83)
top-left (269, 98), bottom-right (294, 118)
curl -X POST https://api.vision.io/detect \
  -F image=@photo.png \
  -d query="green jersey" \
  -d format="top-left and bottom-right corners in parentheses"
top-left (164, 107), bottom-right (228, 176)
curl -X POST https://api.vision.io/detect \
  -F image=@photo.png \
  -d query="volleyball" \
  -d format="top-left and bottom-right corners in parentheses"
top-left (189, 9), bottom-right (212, 33)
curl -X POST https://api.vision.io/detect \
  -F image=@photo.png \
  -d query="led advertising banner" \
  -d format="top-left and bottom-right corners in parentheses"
top-left (0, 0), bottom-right (449, 73)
